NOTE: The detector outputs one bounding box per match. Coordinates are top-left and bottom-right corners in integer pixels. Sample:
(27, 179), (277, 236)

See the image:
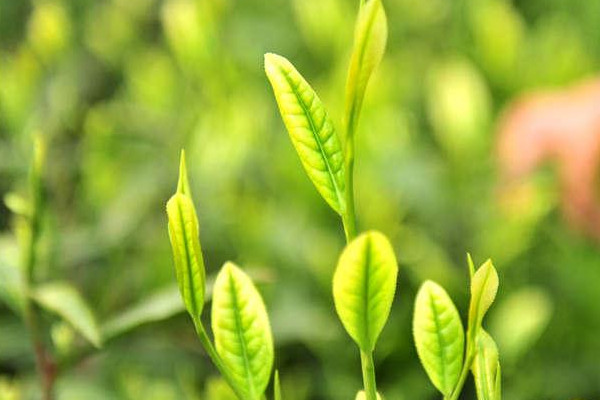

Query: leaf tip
(176, 149), (191, 196)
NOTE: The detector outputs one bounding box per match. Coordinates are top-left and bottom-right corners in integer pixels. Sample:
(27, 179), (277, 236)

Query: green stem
(447, 345), (475, 400)
(192, 319), (247, 400)
(360, 350), (378, 400)
(22, 137), (55, 400)
(342, 125), (358, 242)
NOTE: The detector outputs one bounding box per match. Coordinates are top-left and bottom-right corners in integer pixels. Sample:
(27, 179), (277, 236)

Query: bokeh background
(1, 0), (600, 399)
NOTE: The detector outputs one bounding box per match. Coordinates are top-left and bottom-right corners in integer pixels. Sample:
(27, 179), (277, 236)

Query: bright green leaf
(345, 0), (387, 136)
(355, 390), (382, 400)
(264, 52), (346, 215)
(166, 190), (205, 321)
(413, 280), (464, 396)
(212, 262), (274, 400)
(177, 150), (191, 196)
(333, 231), (398, 352)
(472, 330), (501, 400)
(0, 239), (24, 316)
(33, 282), (102, 348)
(468, 260), (499, 336)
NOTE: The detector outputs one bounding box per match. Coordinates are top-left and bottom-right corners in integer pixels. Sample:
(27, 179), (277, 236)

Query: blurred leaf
(333, 231), (398, 352)
(471, 330), (500, 400)
(33, 282), (102, 348)
(413, 280), (464, 396)
(264, 52), (346, 215)
(489, 286), (552, 364)
(0, 239), (24, 315)
(101, 284), (185, 340)
(212, 262), (274, 400)
(345, 0), (387, 135)
(166, 152), (206, 322)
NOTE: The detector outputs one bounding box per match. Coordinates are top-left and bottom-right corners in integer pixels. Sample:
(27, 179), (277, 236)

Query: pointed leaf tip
(177, 149), (191, 196)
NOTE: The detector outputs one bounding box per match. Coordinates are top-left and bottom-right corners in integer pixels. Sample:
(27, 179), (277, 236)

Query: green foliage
(345, 0), (387, 136)
(264, 53), (346, 215)
(333, 231), (398, 352)
(32, 282), (102, 348)
(101, 284), (185, 341)
(472, 330), (501, 400)
(468, 260), (499, 339)
(166, 152), (206, 322)
(413, 281), (464, 397)
(274, 370), (282, 400)
(355, 390), (382, 400)
(211, 262), (274, 400)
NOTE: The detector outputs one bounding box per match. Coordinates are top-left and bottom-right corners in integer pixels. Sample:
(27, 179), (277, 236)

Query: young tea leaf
(212, 262), (274, 400)
(355, 390), (382, 400)
(472, 330), (501, 400)
(264, 52), (346, 215)
(345, 0), (387, 135)
(166, 192), (206, 322)
(32, 282), (102, 348)
(413, 281), (464, 397)
(468, 260), (499, 335)
(333, 231), (398, 352)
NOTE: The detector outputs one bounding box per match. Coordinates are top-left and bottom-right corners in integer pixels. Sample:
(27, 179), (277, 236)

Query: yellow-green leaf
(33, 282), (102, 348)
(468, 260), (499, 336)
(345, 0), (387, 135)
(333, 231), (398, 352)
(212, 262), (274, 400)
(166, 192), (206, 321)
(264, 52), (346, 215)
(413, 281), (464, 396)
(355, 390), (382, 400)
(472, 330), (501, 400)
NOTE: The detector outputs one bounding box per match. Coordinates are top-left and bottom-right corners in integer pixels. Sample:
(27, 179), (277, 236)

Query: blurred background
(1, 0), (600, 398)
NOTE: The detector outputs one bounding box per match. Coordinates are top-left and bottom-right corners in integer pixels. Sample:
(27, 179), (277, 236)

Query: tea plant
(166, 152), (275, 400)
(263, 0), (502, 398)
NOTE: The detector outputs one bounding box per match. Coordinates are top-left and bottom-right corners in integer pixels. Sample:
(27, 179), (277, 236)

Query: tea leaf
(212, 262), (274, 399)
(468, 260), (499, 334)
(166, 192), (206, 321)
(472, 330), (501, 400)
(33, 282), (102, 348)
(413, 281), (464, 396)
(345, 0), (387, 135)
(177, 150), (192, 196)
(333, 231), (398, 352)
(355, 390), (382, 400)
(264, 52), (346, 215)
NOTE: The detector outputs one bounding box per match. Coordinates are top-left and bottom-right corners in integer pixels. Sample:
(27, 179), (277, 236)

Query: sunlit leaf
(413, 280), (464, 396)
(333, 231), (398, 352)
(345, 0), (387, 135)
(166, 152), (205, 322)
(472, 330), (501, 400)
(212, 262), (274, 400)
(33, 282), (102, 348)
(264, 52), (346, 215)
(355, 390), (382, 400)
(468, 260), (499, 335)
